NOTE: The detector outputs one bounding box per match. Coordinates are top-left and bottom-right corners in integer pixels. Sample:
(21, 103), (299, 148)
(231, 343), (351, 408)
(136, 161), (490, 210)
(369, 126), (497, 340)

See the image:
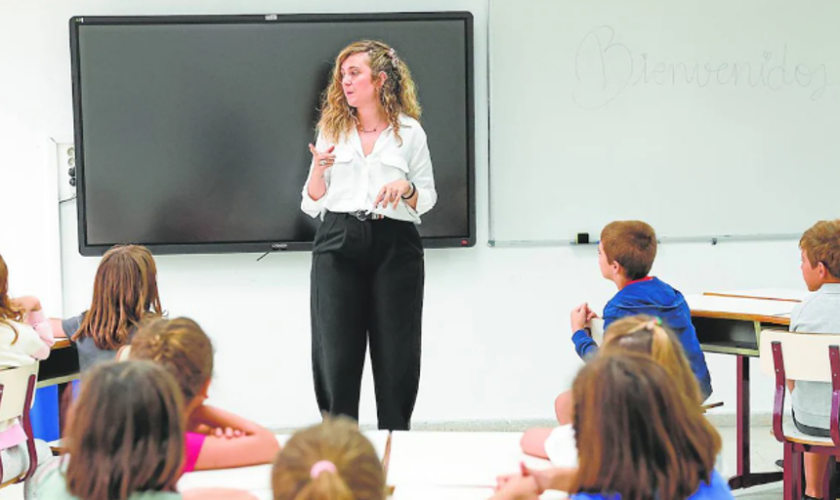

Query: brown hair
(130, 317), (213, 404)
(571, 353), (721, 500)
(75, 245), (163, 350)
(64, 361), (184, 500)
(600, 221), (657, 281)
(0, 253), (24, 344)
(272, 417), (386, 500)
(602, 315), (702, 404)
(800, 219), (840, 278)
(318, 40), (421, 145)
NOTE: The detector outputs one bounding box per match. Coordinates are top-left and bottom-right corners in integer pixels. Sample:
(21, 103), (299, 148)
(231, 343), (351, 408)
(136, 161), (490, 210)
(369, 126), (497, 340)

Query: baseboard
(270, 413), (783, 434)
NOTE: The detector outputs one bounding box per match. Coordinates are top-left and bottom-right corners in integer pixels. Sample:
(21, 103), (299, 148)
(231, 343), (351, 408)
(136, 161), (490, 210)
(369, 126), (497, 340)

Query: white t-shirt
(544, 424), (578, 468)
(0, 320), (48, 367)
(0, 319), (49, 442)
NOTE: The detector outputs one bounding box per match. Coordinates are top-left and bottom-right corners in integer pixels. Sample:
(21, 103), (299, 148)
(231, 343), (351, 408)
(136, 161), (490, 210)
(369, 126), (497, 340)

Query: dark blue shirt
(571, 277), (712, 399)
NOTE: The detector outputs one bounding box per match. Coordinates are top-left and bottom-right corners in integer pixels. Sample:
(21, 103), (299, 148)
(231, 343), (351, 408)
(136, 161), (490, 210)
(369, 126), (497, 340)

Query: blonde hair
(800, 219), (840, 278)
(318, 40), (421, 145)
(272, 417), (386, 500)
(602, 315), (702, 405)
(130, 317), (213, 404)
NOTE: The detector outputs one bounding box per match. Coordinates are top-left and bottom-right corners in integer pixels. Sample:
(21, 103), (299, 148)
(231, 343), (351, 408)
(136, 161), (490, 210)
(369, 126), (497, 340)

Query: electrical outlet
(56, 143), (76, 202)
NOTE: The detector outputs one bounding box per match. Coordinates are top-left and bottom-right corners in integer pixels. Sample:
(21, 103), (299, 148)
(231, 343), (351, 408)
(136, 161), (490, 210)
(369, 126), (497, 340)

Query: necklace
(359, 122), (385, 133)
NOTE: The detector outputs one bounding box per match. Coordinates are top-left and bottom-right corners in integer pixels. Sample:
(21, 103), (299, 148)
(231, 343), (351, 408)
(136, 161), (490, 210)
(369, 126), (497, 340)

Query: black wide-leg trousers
(310, 211), (424, 430)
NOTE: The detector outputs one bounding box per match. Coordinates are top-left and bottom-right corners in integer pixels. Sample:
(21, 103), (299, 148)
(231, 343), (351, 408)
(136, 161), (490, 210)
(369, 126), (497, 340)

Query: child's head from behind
(0, 252), (24, 325)
(131, 317), (213, 409)
(272, 417), (386, 500)
(799, 219), (840, 291)
(65, 361), (184, 500)
(599, 221), (657, 281)
(77, 244), (162, 350)
(571, 353), (720, 500)
(601, 314), (701, 404)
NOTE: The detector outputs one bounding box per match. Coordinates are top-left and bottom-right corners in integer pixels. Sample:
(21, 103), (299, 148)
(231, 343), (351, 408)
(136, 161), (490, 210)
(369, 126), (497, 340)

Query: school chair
(0, 362), (40, 487)
(760, 329), (840, 500)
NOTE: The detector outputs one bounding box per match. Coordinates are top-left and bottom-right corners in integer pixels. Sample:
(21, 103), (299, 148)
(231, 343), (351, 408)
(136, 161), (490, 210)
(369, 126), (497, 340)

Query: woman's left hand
(375, 179), (411, 209)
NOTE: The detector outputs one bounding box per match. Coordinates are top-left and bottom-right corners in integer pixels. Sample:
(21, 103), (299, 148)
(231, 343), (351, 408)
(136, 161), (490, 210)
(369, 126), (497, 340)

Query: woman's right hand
(308, 144), (336, 175)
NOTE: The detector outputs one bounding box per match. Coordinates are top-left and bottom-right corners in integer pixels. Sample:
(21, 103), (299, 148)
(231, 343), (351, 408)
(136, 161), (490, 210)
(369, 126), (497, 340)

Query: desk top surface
(177, 431), (565, 498)
(686, 290), (802, 326)
(388, 431), (554, 488)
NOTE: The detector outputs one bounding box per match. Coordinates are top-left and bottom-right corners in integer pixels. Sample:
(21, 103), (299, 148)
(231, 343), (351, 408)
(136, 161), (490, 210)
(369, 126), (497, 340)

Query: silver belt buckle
(353, 210), (371, 221)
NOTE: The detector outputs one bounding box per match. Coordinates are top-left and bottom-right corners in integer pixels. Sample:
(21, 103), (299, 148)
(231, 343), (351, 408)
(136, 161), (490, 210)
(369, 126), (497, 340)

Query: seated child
(130, 317), (280, 471)
(494, 353), (732, 500)
(272, 416), (386, 500)
(52, 244), (163, 373)
(567, 220), (711, 418)
(0, 253), (54, 490)
(521, 315), (702, 462)
(33, 360), (255, 499)
(786, 219), (840, 500)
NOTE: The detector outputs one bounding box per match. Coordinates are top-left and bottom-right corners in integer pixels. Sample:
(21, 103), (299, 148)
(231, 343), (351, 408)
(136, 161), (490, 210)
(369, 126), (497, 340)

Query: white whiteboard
(489, 0), (840, 243)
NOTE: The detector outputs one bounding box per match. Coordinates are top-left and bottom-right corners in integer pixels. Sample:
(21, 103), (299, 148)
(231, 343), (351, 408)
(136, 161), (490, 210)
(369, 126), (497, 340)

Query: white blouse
(300, 115), (437, 223)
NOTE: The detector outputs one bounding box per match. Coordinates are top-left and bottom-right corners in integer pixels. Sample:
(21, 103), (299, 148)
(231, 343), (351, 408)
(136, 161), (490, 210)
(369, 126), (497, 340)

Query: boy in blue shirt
(570, 220), (712, 398)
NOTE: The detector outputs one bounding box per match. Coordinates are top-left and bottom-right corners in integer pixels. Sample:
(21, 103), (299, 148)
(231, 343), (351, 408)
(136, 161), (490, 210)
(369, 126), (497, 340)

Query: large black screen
(70, 13), (475, 255)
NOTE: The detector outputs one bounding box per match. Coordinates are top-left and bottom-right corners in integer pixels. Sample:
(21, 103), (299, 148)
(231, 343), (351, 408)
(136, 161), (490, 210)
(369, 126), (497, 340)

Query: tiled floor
(0, 425), (786, 499)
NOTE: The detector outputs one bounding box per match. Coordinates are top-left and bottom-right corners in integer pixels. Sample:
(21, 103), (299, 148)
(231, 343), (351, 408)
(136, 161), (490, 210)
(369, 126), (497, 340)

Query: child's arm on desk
(49, 319), (67, 338)
(184, 489), (258, 500)
(190, 404), (281, 470)
(496, 464), (578, 498)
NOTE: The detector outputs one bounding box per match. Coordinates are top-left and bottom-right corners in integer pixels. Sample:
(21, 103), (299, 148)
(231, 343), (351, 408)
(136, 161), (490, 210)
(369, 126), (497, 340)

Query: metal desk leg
(729, 355), (783, 489)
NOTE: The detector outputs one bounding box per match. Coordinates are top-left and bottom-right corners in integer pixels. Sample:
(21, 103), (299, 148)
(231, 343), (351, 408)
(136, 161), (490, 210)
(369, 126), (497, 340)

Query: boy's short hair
(601, 221), (657, 280)
(800, 219), (840, 278)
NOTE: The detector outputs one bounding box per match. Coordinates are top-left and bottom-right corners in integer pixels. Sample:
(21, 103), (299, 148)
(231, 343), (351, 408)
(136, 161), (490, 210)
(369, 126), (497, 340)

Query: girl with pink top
(130, 317), (279, 471)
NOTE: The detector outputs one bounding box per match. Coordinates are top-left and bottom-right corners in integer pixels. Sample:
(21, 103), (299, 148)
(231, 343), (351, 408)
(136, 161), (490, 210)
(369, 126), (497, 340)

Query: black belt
(348, 210), (385, 221)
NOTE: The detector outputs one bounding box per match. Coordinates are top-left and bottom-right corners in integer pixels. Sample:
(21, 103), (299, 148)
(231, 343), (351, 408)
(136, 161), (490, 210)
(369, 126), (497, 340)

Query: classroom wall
(1, 0), (802, 429)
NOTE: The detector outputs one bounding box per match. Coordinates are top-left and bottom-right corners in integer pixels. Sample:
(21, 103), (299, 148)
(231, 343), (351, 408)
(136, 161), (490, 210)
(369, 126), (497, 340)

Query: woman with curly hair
(300, 40), (437, 431)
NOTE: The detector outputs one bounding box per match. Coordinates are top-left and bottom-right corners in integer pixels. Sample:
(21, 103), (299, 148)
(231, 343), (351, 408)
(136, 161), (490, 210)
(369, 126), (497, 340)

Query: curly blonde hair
(318, 40), (421, 145)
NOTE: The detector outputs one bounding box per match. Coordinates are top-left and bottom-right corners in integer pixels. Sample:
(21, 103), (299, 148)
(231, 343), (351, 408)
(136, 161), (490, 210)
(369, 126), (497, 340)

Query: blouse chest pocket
(378, 154), (410, 185)
(326, 149), (356, 199)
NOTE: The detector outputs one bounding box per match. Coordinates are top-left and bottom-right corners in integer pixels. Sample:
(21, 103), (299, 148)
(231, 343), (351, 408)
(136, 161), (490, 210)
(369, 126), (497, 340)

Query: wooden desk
(37, 339), (80, 433)
(688, 291), (799, 490)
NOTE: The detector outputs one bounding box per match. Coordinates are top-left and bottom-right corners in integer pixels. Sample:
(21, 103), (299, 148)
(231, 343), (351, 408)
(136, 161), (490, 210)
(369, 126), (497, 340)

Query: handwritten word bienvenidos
(573, 25), (836, 110)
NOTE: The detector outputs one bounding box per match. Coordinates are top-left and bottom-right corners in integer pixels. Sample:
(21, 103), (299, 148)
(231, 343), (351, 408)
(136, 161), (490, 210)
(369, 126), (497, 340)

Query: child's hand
(570, 303), (592, 332)
(496, 462), (547, 493)
(491, 476), (540, 500)
(496, 472), (523, 490)
(11, 296), (42, 313)
(212, 426), (245, 439)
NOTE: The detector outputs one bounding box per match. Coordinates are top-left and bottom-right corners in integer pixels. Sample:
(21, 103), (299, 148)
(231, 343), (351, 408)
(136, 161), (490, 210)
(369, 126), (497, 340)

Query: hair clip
(388, 47), (400, 66)
(310, 460), (337, 479)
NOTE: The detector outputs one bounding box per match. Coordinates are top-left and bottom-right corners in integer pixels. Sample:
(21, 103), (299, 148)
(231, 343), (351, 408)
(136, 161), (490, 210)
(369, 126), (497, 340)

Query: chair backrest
(759, 329), (840, 382)
(0, 363), (39, 422)
(116, 345), (131, 362)
(589, 318), (605, 345)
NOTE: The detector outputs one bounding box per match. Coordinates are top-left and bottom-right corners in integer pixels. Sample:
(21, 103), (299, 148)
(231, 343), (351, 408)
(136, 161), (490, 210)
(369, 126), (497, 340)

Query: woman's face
(340, 52), (381, 109)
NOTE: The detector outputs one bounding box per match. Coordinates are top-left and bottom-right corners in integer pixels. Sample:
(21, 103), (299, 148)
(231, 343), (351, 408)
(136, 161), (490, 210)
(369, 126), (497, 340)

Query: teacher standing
(301, 40), (437, 430)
